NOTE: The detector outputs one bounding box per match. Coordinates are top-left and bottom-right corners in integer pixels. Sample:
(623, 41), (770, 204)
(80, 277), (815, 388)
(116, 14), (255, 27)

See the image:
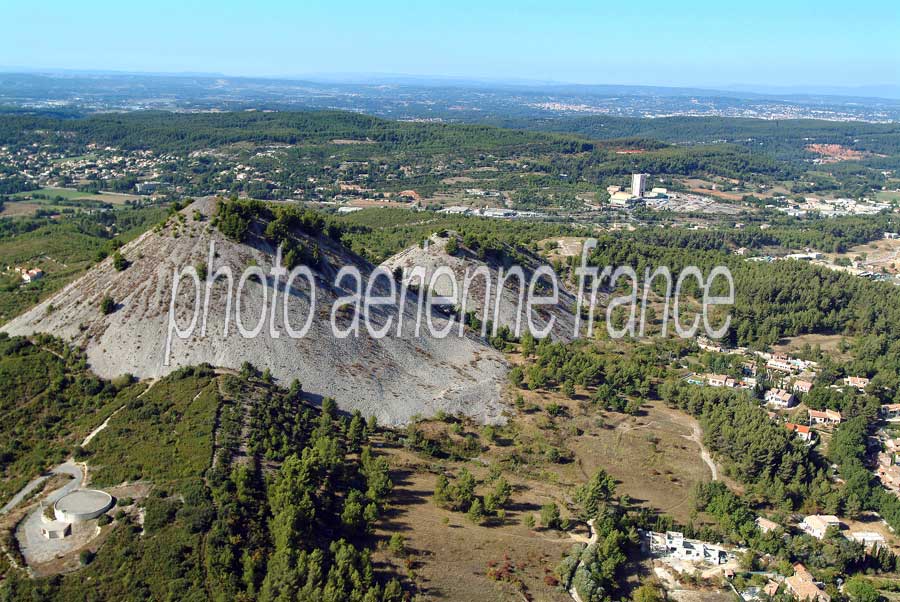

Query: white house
(808, 409), (841, 426)
(800, 515), (841, 539)
(645, 530), (730, 565)
(765, 388), (795, 408)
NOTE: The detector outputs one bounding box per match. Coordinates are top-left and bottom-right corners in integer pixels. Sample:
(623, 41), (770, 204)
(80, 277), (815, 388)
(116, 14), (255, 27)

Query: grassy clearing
(773, 333), (851, 359)
(373, 382), (716, 599)
(373, 449), (574, 602)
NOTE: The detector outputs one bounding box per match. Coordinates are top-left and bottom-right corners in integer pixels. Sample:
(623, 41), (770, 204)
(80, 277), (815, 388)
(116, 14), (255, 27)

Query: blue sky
(2, 0), (898, 88)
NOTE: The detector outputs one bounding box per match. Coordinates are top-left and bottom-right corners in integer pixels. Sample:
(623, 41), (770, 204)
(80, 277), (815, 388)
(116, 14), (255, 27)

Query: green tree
(467, 498), (485, 524)
(388, 533), (405, 556)
(845, 577), (881, 602)
(484, 477), (511, 514)
(100, 295), (116, 315)
(112, 251), (128, 271)
(541, 502), (561, 529)
(574, 468), (616, 520)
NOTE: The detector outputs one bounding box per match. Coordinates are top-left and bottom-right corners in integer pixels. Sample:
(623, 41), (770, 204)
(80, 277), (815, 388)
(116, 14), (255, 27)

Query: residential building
(707, 374), (735, 388)
(767, 358), (794, 373)
(808, 409), (841, 426)
(765, 388), (795, 409)
(20, 268), (44, 282)
(697, 337), (725, 353)
(882, 404), (900, 420)
(799, 515), (841, 539)
(786, 564), (830, 602)
(755, 516), (779, 534)
(786, 423), (814, 442)
(877, 464), (900, 490)
(793, 380), (814, 394)
(644, 530), (730, 565)
(844, 376), (870, 390)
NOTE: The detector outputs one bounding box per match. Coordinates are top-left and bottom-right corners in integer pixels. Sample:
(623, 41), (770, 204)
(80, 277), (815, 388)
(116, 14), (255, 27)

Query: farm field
(11, 187), (140, 204)
(5, 187), (142, 215)
(876, 190), (900, 204)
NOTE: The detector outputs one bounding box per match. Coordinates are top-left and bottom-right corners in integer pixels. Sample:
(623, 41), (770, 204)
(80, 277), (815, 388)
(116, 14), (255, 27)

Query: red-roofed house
(786, 422), (813, 442)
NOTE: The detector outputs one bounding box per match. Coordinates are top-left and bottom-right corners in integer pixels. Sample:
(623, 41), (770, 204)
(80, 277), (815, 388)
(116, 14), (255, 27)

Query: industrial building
(631, 173), (648, 198)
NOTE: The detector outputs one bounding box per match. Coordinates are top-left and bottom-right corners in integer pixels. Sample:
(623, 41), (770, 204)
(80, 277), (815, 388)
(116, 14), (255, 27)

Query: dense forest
(496, 115), (900, 158)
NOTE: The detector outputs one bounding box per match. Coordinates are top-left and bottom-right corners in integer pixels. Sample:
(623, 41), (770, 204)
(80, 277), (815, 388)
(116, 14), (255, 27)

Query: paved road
(0, 461), (83, 515)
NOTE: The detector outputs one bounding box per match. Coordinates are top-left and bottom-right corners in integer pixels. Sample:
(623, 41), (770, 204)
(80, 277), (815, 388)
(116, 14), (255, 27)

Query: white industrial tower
(631, 173), (648, 198)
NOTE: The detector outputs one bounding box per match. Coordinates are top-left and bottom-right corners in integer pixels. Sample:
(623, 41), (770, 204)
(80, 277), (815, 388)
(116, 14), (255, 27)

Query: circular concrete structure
(54, 489), (113, 523)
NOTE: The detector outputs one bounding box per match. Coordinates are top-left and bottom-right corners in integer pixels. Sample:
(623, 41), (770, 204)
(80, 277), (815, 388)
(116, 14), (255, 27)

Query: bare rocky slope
(380, 232), (579, 342)
(1, 198), (508, 425)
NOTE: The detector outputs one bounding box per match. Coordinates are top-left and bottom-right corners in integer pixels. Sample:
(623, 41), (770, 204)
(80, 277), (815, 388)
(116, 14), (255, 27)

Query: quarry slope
(380, 232), (579, 342)
(1, 198), (508, 425)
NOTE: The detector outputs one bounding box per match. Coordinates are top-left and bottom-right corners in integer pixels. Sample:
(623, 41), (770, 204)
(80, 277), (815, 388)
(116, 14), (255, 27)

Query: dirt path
(80, 378), (158, 450)
(682, 422), (718, 481)
(651, 405), (719, 482)
(80, 406), (124, 448)
(568, 519), (597, 602)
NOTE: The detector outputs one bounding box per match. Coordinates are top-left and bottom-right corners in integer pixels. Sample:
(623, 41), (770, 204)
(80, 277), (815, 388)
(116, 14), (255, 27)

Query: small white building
(39, 513), (71, 539)
(847, 531), (885, 548)
(19, 268), (44, 282)
(800, 515), (841, 539)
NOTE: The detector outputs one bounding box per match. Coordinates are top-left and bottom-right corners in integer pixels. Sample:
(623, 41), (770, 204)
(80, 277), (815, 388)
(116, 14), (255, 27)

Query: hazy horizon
(2, 0), (897, 93)
(2, 66), (899, 101)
